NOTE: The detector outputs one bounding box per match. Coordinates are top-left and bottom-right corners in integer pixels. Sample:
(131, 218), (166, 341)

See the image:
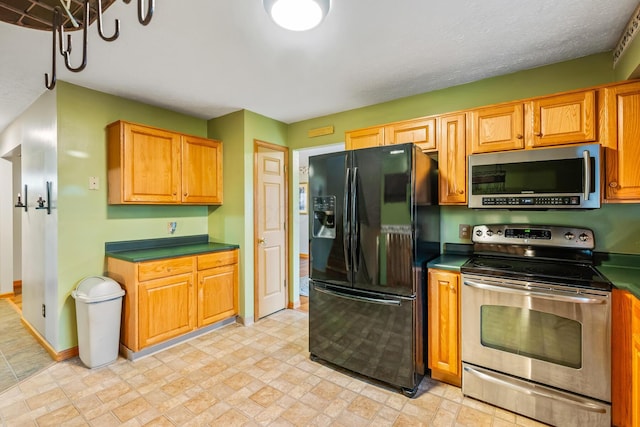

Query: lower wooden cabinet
(197, 251), (239, 327)
(427, 268), (461, 387)
(612, 289), (640, 427)
(107, 249), (239, 353)
(139, 272), (195, 349)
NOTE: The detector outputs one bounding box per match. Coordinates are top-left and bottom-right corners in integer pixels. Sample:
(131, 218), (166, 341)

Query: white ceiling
(0, 0), (638, 134)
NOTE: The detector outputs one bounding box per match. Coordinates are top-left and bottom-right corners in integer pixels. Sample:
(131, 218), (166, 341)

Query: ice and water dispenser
(312, 196), (336, 239)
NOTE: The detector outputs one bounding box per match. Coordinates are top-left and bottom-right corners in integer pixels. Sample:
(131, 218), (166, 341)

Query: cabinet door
(529, 91), (596, 148)
(122, 122), (182, 203)
(468, 103), (525, 153)
(345, 127), (384, 150)
(197, 263), (238, 327)
(428, 269), (461, 386)
(604, 82), (640, 202)
(385, 118), (437, 151)
(633, 299), (640, 427)
(139, 272), (195, 348)
(438, 114), (467, 205)
(182, 135), (223, 204)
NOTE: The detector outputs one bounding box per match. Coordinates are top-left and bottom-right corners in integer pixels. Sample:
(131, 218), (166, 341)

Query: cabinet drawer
(138, 257), (194, 281)
(198, 250), (238, 270)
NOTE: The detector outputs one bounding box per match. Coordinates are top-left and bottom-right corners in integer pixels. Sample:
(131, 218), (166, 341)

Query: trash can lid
(72, 276), (125, 303)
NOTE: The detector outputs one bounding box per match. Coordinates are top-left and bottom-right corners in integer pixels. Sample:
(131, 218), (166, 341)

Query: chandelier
(0, 0), (155, 89)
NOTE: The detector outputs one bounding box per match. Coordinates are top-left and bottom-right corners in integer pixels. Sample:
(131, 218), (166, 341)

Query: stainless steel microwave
(468, 144), (601, 209)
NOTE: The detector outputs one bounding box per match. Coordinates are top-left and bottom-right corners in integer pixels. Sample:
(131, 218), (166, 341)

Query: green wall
(56, 82), (210, 349)
(207, 110), (288, 322)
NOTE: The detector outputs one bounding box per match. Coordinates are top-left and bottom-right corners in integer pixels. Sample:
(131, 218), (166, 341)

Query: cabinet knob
(609, 182), (618, 188)
(516, 134), (524, 139)
(184, 193), (188, 197)
(258, 238), (265, 245)
(457, 189), (464, 195)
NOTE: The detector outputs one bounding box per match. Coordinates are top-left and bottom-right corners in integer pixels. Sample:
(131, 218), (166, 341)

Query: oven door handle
(463, 365), (608, 414)
(463, 280), (608, 304)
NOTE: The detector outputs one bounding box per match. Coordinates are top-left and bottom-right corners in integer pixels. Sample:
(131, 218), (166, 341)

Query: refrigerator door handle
(343, 167), (351, 273)
(314, 285), (402, 306)
(352, 167), (359, 273)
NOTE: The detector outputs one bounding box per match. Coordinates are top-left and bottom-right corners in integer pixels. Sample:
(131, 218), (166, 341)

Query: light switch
(89, 176), (99, 190)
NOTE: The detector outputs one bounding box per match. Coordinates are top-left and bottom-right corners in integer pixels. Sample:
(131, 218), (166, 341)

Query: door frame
(253, 140), (290, 321)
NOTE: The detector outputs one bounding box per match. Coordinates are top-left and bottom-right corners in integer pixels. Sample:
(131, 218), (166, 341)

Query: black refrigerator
(308, 143), (440, 397)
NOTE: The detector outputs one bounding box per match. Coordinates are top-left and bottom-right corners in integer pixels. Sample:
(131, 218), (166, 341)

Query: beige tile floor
(0, 309), (549, 426)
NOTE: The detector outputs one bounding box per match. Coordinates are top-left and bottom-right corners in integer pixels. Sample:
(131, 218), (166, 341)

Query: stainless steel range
(460, 224), (612, 427)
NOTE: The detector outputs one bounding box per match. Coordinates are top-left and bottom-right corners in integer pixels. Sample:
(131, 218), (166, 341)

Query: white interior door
(255, 142), (288, 319)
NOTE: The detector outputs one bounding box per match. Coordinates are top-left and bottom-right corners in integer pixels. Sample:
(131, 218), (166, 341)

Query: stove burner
(472, 261), (513, 270)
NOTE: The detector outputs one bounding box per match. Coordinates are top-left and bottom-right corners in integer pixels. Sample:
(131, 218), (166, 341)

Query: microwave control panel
(481, 196), (581, 207)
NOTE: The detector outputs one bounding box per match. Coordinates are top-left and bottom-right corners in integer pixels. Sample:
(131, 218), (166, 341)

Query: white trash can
(72, 276), (125, 368)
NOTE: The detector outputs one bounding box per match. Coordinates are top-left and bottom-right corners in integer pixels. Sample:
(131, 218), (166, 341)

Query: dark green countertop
(105, 235), (239, 263)
(427, 255), (469, 272)
(595, 253), (640, 299)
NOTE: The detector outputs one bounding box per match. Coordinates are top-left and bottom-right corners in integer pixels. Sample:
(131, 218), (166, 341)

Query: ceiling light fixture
(263, 0), (330, 31)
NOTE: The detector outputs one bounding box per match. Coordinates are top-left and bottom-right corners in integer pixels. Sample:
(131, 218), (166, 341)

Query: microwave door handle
(583, 149), (591, 201)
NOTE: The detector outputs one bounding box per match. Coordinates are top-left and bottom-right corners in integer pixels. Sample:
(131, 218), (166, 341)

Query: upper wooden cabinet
(528, 90), (597, 148)
(603, 81), (640, 202)
(468, 103), (525, 153)
(108, 121), (223, 205)
(438, 114), (467, 205)
(384, 117), (437, 151)
(345, 117), (438, 152)
(345, 126), (384, 150)
(181, 135), (223, 204)
(468, 90), (598, 154)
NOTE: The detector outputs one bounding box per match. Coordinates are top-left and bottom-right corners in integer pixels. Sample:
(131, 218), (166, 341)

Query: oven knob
(486, 230), (494, 236)
(475, 230), (483, 237)
(564, 232), (575, 240)
(579, 233), (590, 242)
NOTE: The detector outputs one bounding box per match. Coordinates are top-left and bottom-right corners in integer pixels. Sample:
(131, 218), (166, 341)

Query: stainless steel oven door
(461, 274), (611, 402)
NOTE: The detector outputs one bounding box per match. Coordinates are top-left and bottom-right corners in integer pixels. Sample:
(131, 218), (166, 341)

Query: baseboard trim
(300, 253), (309, 259)
(20, 317), (77, 362)
(0, 292), (14, 299)
(237, 314), (254, 326)
(287, 299), (301, 309)
(120, 316), (237, 361)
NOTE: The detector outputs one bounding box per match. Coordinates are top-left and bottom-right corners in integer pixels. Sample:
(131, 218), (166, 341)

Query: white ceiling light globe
(264, 0), (330, 31)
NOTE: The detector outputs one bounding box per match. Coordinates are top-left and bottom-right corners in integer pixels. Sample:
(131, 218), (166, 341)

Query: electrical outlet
(88, 176), (99, 190)
(459, 224), (471, 240)
(168, 221), (177, 234)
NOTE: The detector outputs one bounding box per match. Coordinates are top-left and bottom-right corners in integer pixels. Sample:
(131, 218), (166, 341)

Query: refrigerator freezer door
(309, 281), (420, 394)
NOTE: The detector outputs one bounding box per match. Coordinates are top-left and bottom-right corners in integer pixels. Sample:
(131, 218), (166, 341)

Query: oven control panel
(472, 224), (594, 249)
